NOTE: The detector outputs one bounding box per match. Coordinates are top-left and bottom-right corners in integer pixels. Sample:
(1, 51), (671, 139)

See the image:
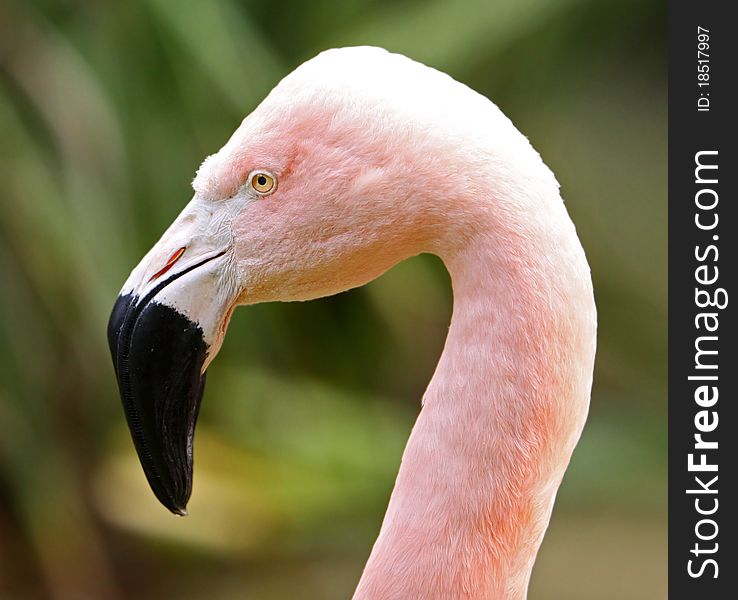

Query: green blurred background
(0, 1), (665, 598)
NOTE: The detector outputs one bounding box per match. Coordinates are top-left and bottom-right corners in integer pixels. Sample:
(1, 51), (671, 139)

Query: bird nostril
(148, 247), (186, 282)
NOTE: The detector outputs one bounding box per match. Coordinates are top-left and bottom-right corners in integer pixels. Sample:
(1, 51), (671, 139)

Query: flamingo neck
(353, 186), (596, 599)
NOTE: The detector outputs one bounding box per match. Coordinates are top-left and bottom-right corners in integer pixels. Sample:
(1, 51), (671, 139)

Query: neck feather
(354, 175), (596, 599)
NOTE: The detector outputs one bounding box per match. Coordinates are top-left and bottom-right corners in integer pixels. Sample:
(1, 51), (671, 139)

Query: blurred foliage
(0, 0), (665, 598)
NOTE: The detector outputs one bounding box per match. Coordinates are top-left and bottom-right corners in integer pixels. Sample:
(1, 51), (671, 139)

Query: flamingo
(108, 46), (596, 599)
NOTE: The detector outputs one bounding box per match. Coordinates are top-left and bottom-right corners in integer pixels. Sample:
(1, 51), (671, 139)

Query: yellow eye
(250, 171), (276, 195)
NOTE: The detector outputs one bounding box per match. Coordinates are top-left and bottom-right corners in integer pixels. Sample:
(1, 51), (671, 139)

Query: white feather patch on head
(191, 46), (560, 203)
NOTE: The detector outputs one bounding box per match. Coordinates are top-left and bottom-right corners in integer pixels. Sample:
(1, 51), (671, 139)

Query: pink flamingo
(108, 47), (596, 599)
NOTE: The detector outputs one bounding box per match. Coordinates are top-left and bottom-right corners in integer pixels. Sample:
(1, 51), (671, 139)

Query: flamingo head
(107, 47), (472, 514)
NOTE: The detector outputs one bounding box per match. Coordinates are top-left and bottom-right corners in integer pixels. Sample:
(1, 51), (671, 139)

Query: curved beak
(107, 199), (238, 515)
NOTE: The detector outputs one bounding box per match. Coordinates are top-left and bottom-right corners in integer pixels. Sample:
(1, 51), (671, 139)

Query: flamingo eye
(249, 171), (276, 195)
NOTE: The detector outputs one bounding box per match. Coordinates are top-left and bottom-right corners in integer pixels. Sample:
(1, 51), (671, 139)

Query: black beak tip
(147, 470), (192, 517)
(108, 292), (208, 516)
(154, 487), (190, 517)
